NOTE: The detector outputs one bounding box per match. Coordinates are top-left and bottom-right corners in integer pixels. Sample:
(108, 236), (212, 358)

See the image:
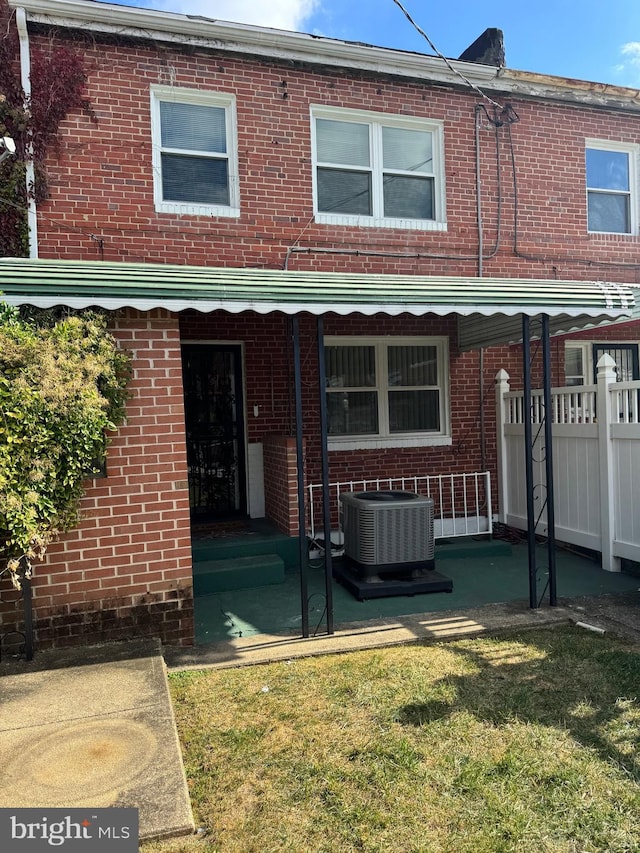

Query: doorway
(181, 343), (247, 519)
(592, 343), (640, 381)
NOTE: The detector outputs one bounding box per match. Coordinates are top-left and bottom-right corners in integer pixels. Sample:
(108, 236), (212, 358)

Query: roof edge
(9, 0), (640, 111)
(9, 0), (498, 89)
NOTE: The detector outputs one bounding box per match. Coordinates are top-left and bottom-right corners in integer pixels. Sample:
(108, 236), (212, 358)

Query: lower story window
(565, 341), (640, 384)
(325, 336), (450, 446)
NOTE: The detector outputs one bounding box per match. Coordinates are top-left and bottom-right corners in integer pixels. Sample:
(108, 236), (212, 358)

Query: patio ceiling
(0, 259), (635, 350)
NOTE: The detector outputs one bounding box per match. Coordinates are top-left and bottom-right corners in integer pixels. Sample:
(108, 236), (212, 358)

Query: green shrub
(0, 304), (131, 588)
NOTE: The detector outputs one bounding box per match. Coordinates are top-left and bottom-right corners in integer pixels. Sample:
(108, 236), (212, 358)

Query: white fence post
(495, 369), (510, 524)
(597, 353), (621, 572)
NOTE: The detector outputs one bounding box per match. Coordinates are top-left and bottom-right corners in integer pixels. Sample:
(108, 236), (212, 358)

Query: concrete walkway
(0, 639), (194, 843)
(165, 598), (575, 670)
(164, 590), (640, 670)
(1, 591), (639, 845)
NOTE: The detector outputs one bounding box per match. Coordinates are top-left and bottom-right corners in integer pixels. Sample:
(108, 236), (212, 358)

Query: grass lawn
(145, 627), (640, 853)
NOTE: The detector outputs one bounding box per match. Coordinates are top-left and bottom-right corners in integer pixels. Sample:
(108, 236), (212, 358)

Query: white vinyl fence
(307, 471), (492, 545)
(496, 354), (640, 570)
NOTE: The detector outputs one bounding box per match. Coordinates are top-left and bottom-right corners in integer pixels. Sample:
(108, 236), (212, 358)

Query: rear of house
(0, 0), (637, 652)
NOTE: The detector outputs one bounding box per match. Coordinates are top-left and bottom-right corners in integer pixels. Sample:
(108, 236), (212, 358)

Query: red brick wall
(28, 27), (640, 286)
(263, 436), (303, 535)
(29, 30), (640, 398)
(0, 310), (194, 650)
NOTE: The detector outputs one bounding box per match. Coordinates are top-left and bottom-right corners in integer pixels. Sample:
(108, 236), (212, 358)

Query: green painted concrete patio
(192, 531), (640, 646)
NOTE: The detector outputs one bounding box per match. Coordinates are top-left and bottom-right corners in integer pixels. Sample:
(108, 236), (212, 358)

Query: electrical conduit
(16, 7), (38, 258)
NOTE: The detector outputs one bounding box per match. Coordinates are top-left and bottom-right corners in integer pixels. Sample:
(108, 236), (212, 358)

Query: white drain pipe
(16, 7), (38, 258)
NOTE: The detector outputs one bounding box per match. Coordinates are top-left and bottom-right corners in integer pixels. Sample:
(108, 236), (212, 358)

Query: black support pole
(316, 317), (334, 634)
(22, 571), (34, 661)
(522, 315), (538, 609)
(541, 314), (557, 606)
(292, 317), (309, 638)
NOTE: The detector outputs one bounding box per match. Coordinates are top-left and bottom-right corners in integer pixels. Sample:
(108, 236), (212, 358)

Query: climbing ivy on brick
(0, 305), (131, 588)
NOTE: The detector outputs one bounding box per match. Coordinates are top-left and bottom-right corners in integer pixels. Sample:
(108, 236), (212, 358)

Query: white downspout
(16, 7), (38, 258)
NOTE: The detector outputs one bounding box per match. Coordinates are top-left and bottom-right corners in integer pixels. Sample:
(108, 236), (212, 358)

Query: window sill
(587, 229), (636, 238)
(328, 435), (452, 451)
(315, 212), (447, 231)
(155, 202), (240, 218)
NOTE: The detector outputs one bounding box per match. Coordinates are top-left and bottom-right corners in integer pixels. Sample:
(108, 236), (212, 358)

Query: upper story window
(586, 140), (637, 234)
(150, 86), (239, 217)
(325, 336), (450, 450)
(311, 106), (446, 231)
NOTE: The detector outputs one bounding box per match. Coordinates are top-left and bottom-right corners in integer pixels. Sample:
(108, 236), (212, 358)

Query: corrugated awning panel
(457, 286), (640, 349)
(0, 259), (634, 349)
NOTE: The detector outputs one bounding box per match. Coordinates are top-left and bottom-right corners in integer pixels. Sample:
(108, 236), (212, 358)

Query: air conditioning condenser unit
(340, 490), (434, 577)
(336, 490), (452, 600)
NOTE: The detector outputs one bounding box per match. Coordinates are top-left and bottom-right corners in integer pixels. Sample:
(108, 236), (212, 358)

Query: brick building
(0, 0), (637, 650)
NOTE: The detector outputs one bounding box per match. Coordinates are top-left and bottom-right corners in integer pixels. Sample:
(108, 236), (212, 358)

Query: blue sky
(100, 0), (640, 88)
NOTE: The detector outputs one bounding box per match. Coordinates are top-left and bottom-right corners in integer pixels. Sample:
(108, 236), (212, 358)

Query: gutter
(15, 6), (38, 259)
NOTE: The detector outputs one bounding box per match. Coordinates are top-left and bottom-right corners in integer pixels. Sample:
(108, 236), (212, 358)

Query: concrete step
(192, 534), (299, 570)
(193, 554), (285, 595)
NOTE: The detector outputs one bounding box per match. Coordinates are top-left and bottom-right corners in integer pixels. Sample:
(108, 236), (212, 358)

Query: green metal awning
(0, 258), (634, 350)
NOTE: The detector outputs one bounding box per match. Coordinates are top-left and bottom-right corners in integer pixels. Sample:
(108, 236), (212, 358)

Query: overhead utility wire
(391, 0), (503, 109)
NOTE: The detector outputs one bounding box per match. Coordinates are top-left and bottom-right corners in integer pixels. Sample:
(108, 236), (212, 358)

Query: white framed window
(585, 140), (638, 234)
(311, 105), (446, 231)
(150, 86), (239, 217)
(324, 336), (450, 449)
(564, 343), (589, 386)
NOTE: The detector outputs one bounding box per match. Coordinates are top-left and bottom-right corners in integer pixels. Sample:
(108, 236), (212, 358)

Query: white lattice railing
(610, 381), (640, 424)
(307, 471), (492, 544)
(504, 381), (640, 427)
(505, 385), (598, 425)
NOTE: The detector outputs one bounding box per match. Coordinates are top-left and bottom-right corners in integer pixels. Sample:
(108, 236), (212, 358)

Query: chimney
(458, 28), (505, 67)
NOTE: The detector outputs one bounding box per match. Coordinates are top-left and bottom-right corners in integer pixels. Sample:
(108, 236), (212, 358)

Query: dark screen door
(592, 344), (640, 382)
(181, 344), (246, 518)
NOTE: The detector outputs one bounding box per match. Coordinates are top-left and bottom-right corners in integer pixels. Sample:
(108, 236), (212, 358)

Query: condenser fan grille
(341, 491), (435, 567)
